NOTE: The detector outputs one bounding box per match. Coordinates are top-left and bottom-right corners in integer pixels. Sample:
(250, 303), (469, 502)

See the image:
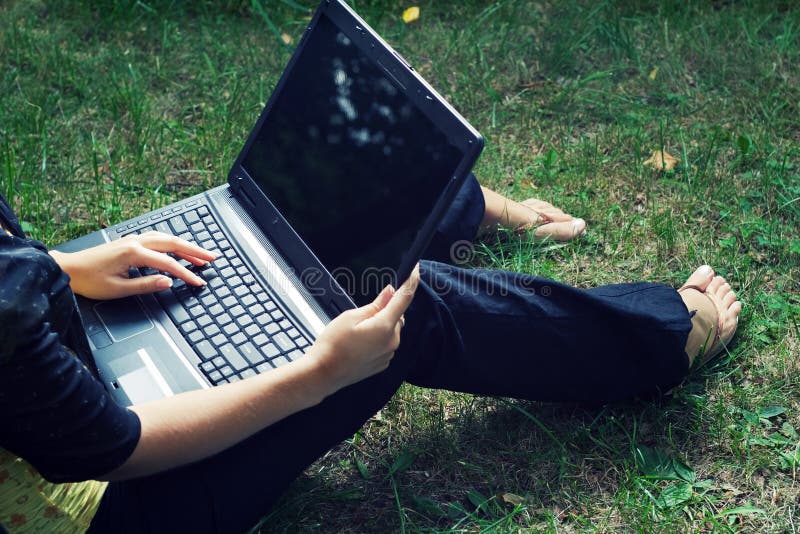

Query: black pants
(90, 175), (692, 533)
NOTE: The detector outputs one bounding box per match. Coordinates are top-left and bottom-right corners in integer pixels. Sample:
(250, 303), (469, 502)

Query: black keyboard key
(188, 330), (204, 344)
(203, 324), (220, 338)
(223, 323), (238, 336)
(195, 341), (217, 361)
(272, 355), (290, 367)
(180, 320), (198, 335)
(182, 294), (200, 310)
(172, 278), (187, 292)
(156, 289), (191, 324)
(244, 324), (260, 337)
(170, 217), (188, 234)
(184, 210), (200, 224)
(220, 344), (248, 371)
(240, 342), (263, 365)
(261, 343), (279, 359)
(240, 369), (256, 379)
(273, 332), (295, 353)
(265, 323), (279, 335)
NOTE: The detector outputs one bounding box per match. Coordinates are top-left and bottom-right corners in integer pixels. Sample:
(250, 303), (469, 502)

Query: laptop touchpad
(95, 298), (154, 342)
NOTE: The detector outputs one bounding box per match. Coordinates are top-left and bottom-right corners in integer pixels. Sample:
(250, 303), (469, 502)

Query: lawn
(1, 0), (799, 532)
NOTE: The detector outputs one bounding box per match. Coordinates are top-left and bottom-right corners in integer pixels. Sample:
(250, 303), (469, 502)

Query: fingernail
(699, 265), (713, 275)
(572, 218), (585, 231)
(157, 276), (173, 289)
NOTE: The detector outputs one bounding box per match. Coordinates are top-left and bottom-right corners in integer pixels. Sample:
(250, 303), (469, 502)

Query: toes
(722, 290), (737, 308)
(532, 218), (586, 241)
(707, 275), (725, 294)
(683, 265), (715, 290)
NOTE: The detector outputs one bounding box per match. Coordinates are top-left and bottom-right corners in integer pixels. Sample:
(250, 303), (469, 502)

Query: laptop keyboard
(122, 202), (311, 385)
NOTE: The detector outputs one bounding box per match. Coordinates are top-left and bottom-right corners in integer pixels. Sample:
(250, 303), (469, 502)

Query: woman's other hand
(49, 231), (217, 300)
(308, 265), (420, 394)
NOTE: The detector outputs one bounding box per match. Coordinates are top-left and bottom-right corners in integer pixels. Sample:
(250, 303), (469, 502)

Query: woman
(0, 174), (740, 533)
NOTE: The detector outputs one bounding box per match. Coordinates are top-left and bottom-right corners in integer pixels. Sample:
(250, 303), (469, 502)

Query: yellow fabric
(0, 222), (107, 532)
(0, 448), (107, 533)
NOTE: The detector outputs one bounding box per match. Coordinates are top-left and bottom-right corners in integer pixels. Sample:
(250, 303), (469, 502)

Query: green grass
(2, 0), (799, 532)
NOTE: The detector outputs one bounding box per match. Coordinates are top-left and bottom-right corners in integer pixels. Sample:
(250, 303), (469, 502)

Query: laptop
(56, 0), (483, 407)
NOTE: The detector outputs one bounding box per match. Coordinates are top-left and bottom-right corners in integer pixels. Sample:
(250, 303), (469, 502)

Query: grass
(2, 0), (799, 531)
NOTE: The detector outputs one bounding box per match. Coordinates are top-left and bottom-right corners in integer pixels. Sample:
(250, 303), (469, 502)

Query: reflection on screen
(242, 13), (462, 305)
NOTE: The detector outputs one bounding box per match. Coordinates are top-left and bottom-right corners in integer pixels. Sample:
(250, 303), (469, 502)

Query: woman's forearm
(102, 353), (331, 481)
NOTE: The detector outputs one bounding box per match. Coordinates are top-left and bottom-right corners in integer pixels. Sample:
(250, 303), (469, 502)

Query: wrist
(297, 341), (343, 400)
(48, 249), (75, 278)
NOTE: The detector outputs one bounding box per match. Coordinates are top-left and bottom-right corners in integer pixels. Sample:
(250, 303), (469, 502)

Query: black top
(0, 195), (141, 482)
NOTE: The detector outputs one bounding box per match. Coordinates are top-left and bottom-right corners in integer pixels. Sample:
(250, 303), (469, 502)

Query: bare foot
(678, 265), (742, 367)
(478, 187), (586, 242)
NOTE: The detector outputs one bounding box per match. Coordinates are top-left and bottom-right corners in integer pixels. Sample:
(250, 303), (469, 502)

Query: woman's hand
(49, 231), (217, 300)
(307, 265), (420, 394)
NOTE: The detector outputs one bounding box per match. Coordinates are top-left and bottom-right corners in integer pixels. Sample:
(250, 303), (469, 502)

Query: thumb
(120, 274), (174, 297)
(353, 284), (395, 319)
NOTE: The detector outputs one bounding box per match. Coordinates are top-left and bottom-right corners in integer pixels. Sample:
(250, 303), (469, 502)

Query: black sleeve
(0, 238), (141, 483)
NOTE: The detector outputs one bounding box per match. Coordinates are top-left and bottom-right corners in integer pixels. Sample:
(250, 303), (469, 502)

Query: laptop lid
(229, 0), (483, 308)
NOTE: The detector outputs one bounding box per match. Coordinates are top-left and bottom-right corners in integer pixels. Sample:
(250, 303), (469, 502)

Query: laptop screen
(241, 13), (463, 305)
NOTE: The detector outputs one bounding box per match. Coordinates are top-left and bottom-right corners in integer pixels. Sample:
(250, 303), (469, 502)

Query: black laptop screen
(241, 13), (463, 305)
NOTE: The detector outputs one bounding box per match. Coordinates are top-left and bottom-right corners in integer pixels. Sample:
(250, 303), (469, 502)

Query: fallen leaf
(281, 33), (292, 45)
(402, 6), (420, 23)
(497, 492), (525, 506)
(643, 150), (679, 171)
(649, 67), (659, 80)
